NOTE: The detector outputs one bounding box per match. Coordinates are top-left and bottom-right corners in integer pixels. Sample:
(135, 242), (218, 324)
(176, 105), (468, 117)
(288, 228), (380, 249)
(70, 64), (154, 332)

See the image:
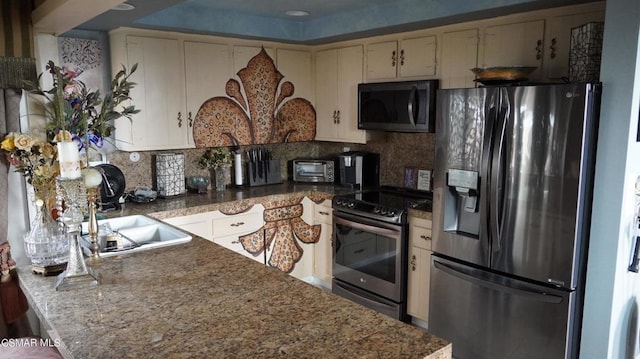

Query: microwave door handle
(407, 86), (417, 126)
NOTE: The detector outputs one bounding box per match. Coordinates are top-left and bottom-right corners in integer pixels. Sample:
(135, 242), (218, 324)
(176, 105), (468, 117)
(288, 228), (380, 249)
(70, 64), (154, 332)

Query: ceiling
(74, 0), (600, 44)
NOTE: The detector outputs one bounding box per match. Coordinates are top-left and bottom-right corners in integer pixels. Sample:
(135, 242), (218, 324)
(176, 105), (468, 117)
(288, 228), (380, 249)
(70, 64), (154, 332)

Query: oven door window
(334, 222), (398, 283)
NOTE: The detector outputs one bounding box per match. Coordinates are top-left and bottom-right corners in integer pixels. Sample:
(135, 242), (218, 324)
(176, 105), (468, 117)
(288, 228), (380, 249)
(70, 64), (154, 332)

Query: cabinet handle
(420, 235), (431, 241)
(411, 254), (416, 271)
(536, 39), (542, 60)
(332, 110), (337, 124)
(391, 50), (396, 67)
(177, 112), (182, 127)
(230, 222), (245, 227)
(336, 110), (340, 124)
(549, 38), (557, 59)
(318, 211), (329, 216)
(231, 240), (239, 244)
(400, 49), (405, 66)
(188, 111), (193, 127)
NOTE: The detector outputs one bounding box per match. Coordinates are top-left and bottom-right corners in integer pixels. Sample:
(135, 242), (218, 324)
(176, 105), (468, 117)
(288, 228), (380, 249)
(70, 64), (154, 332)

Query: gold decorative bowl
(471, 66), (537, 84)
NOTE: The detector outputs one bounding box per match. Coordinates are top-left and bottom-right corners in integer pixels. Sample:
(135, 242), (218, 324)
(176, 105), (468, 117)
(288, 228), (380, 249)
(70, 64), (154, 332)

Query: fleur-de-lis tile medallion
(193, 48), (316, 146)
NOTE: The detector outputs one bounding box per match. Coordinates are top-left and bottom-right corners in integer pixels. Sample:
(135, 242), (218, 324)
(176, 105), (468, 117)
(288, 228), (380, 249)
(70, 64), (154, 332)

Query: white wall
(581, 0), (640, 357)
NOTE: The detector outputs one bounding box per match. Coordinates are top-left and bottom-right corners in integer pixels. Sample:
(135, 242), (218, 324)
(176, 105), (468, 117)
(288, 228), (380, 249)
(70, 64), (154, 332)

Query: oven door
(333, 211), (406, 302)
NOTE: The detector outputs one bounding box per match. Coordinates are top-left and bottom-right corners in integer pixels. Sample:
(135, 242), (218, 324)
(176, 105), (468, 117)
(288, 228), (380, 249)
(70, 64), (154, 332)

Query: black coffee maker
(338, 151), (380, 189)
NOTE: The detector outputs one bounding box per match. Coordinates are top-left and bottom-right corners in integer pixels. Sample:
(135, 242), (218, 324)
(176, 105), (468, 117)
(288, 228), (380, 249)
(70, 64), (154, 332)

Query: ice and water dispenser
(443, 169), (481, 236)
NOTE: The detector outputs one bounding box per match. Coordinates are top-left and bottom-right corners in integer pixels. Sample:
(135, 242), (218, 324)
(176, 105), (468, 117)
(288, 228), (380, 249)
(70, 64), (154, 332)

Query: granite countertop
(18, 183), (448, 358)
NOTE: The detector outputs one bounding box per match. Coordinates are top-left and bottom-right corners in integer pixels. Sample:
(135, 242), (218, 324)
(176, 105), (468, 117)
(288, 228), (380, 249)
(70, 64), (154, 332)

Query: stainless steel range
(331, 186), (431, 321)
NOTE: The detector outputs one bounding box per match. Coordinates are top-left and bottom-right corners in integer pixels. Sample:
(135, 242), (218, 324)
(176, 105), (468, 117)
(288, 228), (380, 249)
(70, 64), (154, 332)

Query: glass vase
(23, 199), (69, 267)
(212, 165), (231, 191)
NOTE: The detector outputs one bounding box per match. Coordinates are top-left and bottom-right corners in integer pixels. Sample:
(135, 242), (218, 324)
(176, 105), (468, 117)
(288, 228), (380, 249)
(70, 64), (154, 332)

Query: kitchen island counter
(17, 183), (449, 358)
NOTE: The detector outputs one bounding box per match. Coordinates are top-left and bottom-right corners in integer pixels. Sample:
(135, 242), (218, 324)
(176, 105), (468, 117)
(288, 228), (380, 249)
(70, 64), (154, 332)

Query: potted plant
(197, 147), (232, 191)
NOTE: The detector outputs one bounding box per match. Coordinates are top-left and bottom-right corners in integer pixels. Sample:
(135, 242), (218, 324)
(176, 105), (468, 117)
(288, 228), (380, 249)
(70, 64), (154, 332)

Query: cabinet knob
(392, 50), (396, 67)
(188, 111), (193, 127)
(420, 235), (431, 241)
(177, 112), (182, 127)
(400, 49), (405, 66)
(230, 222), (245, 227)
(536, 39), (542, 60)
(549, 38), (557, 59)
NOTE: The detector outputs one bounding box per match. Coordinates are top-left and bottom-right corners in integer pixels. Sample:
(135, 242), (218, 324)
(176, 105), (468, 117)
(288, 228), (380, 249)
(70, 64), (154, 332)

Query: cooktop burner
(333, 186), (432, 224)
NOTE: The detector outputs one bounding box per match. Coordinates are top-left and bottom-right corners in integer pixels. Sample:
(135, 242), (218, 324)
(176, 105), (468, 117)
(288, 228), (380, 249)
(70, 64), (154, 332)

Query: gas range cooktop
(332, 186), (432, 224)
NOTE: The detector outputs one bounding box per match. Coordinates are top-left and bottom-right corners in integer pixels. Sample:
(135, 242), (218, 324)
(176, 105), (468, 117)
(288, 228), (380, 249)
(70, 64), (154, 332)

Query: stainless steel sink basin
(81, 215), (192, 257)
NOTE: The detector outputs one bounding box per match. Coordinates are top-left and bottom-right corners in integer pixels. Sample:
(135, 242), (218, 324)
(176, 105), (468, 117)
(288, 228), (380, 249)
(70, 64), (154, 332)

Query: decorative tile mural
(192, 48), (316, 147)
(234, 197), (320, 273)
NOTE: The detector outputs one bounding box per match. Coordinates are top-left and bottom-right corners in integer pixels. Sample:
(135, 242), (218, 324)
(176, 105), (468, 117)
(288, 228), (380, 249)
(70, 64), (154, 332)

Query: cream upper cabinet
(407, 216), (432, 322)
(184, 41), (231, 146)
(366, 36), (437, 81)
(314, 45), (368, 144)
(545, 11), (604, 80)
(276, 49), (313, 103)
(483, 20), (545, 80)
(112, 35), (188, 151)
(440, 29), (479, 89)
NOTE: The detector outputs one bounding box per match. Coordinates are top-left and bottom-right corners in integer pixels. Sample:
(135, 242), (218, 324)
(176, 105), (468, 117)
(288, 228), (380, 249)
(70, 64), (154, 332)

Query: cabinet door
(276, 49), (313, 103)
(441, 29), (479, 89)
(483, 20), (545, 80)
(116, 36), (187, 150)
(184, 41), (231, 146)
(314, 49), (339, 141)
(336, 45), (365, 143)
(313, 199), (333, 288)
(545, 11), (604, 79)
(399, 36), (437, 78)
(407, 246), (431, 322)
(214, 234), (265, 263)
(366, 41), (398, 81)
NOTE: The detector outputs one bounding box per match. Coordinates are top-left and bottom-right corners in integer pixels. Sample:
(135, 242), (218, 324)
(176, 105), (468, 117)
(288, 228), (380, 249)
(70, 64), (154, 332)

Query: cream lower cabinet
(407, 215), (433, 322)
(212, 205), (265, 263)
(312, 199), (333, 289)
(162, 212), (215, 241)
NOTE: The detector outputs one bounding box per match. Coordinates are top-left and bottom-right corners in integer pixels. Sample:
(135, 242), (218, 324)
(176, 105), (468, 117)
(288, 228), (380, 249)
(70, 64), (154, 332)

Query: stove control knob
(373, 207), (381, 214)
(347, 201), (356, 208)
(380, 208), (388, 215)
(388, 209), (397, 217)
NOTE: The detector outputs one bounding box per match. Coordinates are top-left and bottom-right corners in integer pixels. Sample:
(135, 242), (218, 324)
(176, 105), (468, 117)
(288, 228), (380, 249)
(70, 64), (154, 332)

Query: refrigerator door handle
(481, 90), (500, 252)
(490, 89), (510, 253)
(433, 259), (564, 304)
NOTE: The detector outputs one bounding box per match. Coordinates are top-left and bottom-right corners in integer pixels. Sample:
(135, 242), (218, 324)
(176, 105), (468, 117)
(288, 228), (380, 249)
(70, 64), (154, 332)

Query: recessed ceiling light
(285, 10), (309, 17)
(112, 2), (135, 11)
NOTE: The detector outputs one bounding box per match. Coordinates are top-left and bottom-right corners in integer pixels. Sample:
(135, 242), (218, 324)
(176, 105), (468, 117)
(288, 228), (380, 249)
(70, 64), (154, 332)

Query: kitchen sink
(80, 215), (192, 257)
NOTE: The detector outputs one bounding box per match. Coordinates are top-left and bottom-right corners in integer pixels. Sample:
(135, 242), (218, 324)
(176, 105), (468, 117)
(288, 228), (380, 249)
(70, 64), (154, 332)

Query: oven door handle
(333, 214), (402, 239)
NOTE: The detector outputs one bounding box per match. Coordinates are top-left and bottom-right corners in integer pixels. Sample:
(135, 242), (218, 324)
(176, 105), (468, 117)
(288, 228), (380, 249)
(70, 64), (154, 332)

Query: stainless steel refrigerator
(429, 83), (601, 359)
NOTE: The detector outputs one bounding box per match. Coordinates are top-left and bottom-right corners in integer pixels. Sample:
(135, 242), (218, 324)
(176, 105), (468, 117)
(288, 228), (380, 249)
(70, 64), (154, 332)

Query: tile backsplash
(107, 132), (434, 191)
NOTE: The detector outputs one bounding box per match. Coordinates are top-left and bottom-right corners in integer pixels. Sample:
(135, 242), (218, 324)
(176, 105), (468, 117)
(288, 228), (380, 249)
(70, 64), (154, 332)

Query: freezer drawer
(429, 255), (578, 359)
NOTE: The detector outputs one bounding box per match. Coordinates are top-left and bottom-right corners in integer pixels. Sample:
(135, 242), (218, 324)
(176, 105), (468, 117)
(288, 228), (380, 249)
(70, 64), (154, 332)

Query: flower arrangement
(27, 60), (139, 151)
(196, 147), (232, 169)
(0, 60), (139, 212)
(1, 132), (59, 209)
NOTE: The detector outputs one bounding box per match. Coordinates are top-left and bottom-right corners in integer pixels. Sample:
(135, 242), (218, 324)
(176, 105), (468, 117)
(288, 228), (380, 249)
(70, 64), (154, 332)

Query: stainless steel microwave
(358, 80), (438, 133)
(292, 159), (335, 183)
